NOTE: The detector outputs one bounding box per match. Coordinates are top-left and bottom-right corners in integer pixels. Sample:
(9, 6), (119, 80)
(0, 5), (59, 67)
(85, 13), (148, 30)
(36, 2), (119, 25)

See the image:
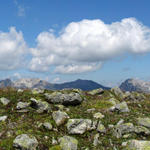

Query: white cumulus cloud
(29, 18), (150, 73)
(0, 27), (28, 70)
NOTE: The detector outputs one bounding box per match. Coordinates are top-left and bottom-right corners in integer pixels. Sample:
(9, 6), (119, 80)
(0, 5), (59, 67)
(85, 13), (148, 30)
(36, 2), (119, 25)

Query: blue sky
(0, 0), (150, 86)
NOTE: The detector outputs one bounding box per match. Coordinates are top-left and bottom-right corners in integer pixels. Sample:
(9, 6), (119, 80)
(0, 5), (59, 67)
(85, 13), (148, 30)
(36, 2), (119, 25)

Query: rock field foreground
(0, 87), (150, 150)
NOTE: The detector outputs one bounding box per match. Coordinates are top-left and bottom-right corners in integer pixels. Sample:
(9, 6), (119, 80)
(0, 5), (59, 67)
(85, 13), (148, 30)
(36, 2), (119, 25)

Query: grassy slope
(0, 88), (150, 150)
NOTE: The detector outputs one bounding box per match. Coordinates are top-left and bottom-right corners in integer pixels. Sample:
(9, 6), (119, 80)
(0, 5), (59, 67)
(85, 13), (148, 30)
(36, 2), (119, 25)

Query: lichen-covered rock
(43, 122), (53, 130)
(45, 92), (83, 105)
(93, 112), (104, 119)
(67, 119), (93, 134)
(113, 123), (134, 138)
(97, 121), (106, 133)
(52, 111), (69, 126)
(0, 97), (10, 106)
(13, 134), (38, 150)
(111, 87), (124, 98)
(134, 126), (150, 135)
(110, 101), (130, 113)
(30, 98), (51, 113)
(0, 116), (7, 122)
(137, 117), (150, 128)
(88, 88), (104, 95)
(16, 102), (30, 110)
(59, 136), (78, 150)
(124, 140), (150, 150)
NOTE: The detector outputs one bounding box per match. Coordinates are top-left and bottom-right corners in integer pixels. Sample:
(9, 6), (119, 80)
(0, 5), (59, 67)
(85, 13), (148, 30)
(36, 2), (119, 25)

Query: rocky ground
(0, 87), (150, 150)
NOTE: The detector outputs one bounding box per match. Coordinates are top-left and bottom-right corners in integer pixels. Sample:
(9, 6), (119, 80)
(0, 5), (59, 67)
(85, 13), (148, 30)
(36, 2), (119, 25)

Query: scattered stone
(111, 87), (124, 98)
(113, 123), (134, 138)
(43, 122), (53, 130)
(134, 126), (150, 135)
(30, 98), (51, 113)
(0, 97), (10, 105)
(93, 112), (104, 119)
(124, 140), (150, 150)
(97, 121), (106, 133)
(117, 119), (124, 126)
(93, 133), (100, 146)
(52, 111), (69, 126)
(16, 102), (30, 110)
(0, 116), (7, 122)
(110, 101), (130, 113)
(45, 92), (83, 105)
(67, 119), (93, 134)
(59, 136), (78, 150)
(137, 117), (150, 128)
(13, 134), (38, 150)
(88, 88), (104, 95)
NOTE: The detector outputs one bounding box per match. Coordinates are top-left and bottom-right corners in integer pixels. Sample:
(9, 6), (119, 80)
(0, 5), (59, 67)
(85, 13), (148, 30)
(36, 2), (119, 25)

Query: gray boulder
(52, 111), (69, 126)
(0, 97), (10, 106)
(113, 123), (135, 138)
(67, 119), (93, 134)
(134, 126), (150, 135)
(13, 134), (38, 150)
(88, 88), (104, 95)
(111, 87), (124, 98)
(110, 101), (130, 113)
(137, 117), (150, 128)
(124, 140), (150, 150)
(59, 136), (78, 150)
(16, 102), (30, 110)
(43, 122), (53, 130)
(30, 98), (51, 113)
(45, 92), (83, 105)
(97, 121), (106, 133)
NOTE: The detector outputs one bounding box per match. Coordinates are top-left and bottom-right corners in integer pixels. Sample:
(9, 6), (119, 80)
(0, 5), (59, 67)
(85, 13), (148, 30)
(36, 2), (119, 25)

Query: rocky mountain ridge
(1, 78), (150, 93)
(0, 78), (110, 91)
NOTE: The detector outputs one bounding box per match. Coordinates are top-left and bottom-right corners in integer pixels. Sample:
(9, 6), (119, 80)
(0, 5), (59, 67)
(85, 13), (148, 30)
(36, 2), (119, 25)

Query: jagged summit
(120, 78), (150, 93)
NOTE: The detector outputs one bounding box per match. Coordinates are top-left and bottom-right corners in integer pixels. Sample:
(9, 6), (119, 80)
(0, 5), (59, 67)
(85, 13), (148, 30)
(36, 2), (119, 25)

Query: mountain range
(0, 78), (150, 93)
(0, 78), (110, 91)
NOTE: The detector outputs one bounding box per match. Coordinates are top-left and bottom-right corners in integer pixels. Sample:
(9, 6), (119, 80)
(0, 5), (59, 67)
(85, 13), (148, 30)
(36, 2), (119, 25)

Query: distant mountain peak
(120, 78), (150, 93)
